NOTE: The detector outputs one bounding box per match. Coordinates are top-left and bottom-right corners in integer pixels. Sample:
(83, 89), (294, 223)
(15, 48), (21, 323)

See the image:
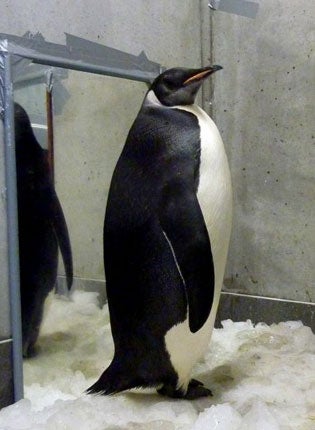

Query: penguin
(87, 65), (232, 399)
(14, 102), (73, 357)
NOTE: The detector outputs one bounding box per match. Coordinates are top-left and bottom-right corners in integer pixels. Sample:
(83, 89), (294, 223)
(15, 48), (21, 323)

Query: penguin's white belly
(164, 104), (232, 391)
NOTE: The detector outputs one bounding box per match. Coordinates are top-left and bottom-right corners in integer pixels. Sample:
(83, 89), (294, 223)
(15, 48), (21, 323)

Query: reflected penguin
(14, 102), (73, 357)
(87, 65), (232, 399)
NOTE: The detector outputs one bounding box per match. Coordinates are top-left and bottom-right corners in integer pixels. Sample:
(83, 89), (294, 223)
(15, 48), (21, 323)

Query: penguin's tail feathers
(86, 362), (141, 396)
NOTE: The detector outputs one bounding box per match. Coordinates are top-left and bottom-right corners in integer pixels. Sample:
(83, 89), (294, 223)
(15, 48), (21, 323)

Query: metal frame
(1, 49), (24, 402)
(0, 32), (162, 403)
(208, 0), (259, 19)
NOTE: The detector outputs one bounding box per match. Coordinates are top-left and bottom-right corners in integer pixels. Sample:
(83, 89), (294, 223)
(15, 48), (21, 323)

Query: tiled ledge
(215, 291), (315, 331)
(57, 277), (315, 332)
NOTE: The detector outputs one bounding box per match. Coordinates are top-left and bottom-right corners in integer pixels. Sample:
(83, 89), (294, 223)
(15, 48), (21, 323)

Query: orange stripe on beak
(183, 70), (212, 85)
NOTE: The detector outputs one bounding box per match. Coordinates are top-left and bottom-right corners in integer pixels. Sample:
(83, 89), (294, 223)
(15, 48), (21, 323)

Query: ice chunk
(1, 291), (315, 430)
(240, 400), (280, 430)
(115, 420), (175, 430)
(279, 321), (304, 330)
(192, 404), (242, 430)
(0, 399), (33, 428)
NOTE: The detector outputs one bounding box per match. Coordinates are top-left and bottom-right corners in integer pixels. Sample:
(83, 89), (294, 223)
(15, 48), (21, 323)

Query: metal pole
(3, 52), (24, 402)
(12, 50), (157, 84)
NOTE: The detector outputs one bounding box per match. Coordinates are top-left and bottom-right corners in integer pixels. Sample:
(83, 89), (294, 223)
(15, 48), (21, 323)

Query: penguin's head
(149, 65), (223, 107)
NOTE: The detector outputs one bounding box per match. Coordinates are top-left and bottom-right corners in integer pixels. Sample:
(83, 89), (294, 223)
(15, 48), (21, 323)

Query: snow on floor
(1, 290), (315, 430)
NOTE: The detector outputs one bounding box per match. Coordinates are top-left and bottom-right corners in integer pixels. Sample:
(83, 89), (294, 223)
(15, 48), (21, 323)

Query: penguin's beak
(183, 65), (223, 86)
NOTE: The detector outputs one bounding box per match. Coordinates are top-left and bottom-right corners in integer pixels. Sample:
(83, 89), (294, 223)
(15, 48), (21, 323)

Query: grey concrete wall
(0, 0), (208, 282)
(1, 0), (203, 69)
(212, 1), (315, 303)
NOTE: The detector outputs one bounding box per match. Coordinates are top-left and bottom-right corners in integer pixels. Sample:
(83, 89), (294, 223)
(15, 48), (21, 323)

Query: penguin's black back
(15, 103), (73, 356)
(88, 66), (219, 397)
(104, 105), (205, 360)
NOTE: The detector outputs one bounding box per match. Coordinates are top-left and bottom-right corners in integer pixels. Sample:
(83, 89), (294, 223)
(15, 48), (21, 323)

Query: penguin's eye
(164, 78), (178, 91)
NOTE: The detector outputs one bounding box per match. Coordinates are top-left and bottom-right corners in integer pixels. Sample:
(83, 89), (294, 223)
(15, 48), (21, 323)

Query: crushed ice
(0, 290), (314, 430)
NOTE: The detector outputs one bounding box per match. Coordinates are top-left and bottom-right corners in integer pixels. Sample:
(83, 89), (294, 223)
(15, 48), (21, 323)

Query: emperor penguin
(14, 102), (73, 357)
(87, 65), (232, 399)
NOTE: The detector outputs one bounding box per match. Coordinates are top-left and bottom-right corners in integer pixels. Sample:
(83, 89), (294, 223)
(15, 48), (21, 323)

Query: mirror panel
(13, 65), (148, 388)
(54, 70), (147, 295)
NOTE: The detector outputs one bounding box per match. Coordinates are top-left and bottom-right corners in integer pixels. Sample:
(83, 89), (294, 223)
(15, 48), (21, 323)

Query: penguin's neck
(144, 90), (165, 107)
(144, 90), (197, 110)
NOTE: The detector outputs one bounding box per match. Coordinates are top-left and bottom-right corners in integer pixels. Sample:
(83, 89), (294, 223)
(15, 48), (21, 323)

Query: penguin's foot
(22, 341), (38, 358)
(185, 379), (212, 399)
(189, 379), (205, 388)
(157, 379), (212, 400)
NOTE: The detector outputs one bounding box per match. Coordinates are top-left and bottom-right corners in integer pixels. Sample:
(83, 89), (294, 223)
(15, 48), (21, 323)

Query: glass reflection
(13, 67), (147, 389)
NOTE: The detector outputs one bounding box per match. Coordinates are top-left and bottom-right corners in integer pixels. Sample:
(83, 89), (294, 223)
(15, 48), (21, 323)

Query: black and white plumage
(87, 66), (232, 399)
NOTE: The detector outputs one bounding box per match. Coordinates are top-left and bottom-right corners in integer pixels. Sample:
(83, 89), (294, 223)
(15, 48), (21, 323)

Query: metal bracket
(208, 0), (259, 19)
(0, 32), (162, 83)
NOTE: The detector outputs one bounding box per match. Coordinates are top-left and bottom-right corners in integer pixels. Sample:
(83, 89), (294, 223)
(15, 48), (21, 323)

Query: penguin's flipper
(159, 181), (215, 333)
(49, 189), (73, 290)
